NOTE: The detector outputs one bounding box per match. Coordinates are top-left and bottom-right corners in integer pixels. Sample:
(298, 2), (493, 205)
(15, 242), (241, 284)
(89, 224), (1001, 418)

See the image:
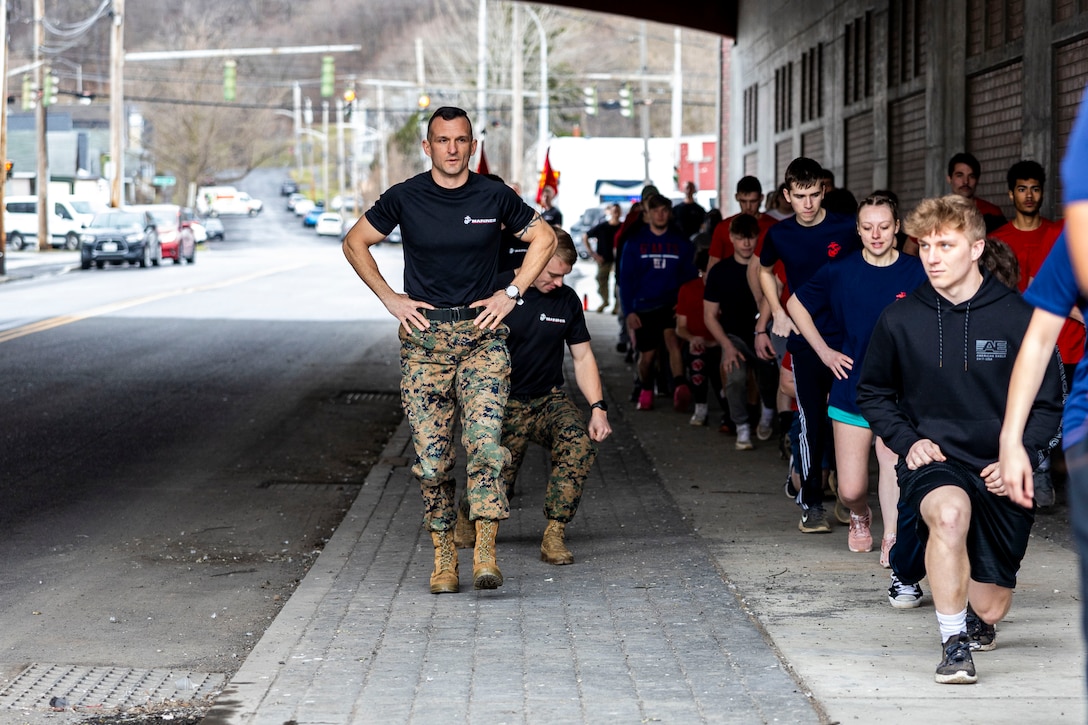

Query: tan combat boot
(429, 530), (459, 594)
(453, 501), (476, 549)
(472, 519), (503, 589)
(540, 520), (574, 565)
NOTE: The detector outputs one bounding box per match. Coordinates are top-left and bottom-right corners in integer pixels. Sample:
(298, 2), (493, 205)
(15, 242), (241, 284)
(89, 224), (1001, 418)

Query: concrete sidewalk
(203, 308), (1086, 724)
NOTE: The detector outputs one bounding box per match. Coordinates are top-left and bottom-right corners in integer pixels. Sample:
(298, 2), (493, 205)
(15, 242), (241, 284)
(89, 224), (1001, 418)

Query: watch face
(505, 285), (519, 298)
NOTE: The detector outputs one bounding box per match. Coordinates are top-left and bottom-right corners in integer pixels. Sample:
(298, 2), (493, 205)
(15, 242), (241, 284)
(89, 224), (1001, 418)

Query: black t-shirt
(673, 201), (707, 238)
(499, 271), (591, 398)
(587, 220), (620, 263)
(365, 172), (535, 307)
(497, 228), (529, 273)
(541, 206), (563, 227)
(702, 257), (758, 346)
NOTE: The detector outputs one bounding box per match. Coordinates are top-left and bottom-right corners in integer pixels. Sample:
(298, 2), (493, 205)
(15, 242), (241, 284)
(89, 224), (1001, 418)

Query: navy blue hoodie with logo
(857, 270), (1064, 473)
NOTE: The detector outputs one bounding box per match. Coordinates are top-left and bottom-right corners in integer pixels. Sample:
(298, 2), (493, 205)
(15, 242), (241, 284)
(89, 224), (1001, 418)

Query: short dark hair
(1006, 160), (1046, 191)
(784, 157), (823, 190)
(947, 152), (980, 178)
(735, 175), (763, 195)
(694, 248), (710, 272)
(729, 213), (760, 239)
(427, 106), (472, 139)
(645, 193), (672, 211)
(553, 228), (578, 265)
(820, 168), (836, 186)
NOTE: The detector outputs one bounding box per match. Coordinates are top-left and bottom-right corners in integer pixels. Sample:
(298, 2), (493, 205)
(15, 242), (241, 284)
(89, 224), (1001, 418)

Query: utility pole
(0, 0), (8, 275)
(35, 0), (49, 250)
(511, 5), (523, 184)
(109, 0), (124, 207)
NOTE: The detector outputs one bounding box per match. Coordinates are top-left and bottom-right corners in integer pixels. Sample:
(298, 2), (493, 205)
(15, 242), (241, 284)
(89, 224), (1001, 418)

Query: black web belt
(421, 306), (482, 322)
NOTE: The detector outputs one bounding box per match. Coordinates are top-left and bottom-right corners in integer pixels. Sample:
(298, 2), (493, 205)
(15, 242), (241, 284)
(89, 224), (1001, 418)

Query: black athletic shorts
(632, 305), (676, 353)
(897, 459), (1035, 589)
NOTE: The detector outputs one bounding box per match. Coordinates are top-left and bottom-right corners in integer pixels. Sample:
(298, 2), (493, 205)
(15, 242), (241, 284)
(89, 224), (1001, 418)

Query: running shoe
(798, 506), (832, 533)
(935, 634), (977, 684)
(966, 606), (996, 651)
(834, 499), (852, 525)
(673, 383), (692, 412)
(637, 389), (654, 411)
(689, 403), (708, 426)
(756, 410), (775, 441)
(888, 572), (923, 609)
(848, 507), (873, 552)
(735, 423), (754, 450)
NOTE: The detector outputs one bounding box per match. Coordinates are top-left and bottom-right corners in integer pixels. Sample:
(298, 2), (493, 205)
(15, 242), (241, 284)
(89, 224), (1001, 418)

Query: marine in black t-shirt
(498, 270), (591, 398)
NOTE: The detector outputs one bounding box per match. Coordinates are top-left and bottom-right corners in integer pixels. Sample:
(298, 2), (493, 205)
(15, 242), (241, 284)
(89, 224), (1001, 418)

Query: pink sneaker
(673, 384), (692, 412)
(880, 534), (896, 568)
(637, 389), (654, 410)
(848, 507), (873, 552)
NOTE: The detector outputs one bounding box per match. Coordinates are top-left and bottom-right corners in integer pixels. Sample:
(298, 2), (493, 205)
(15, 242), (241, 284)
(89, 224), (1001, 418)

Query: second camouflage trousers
(400, 320), (512, 531)
(502, 390), (597, 522)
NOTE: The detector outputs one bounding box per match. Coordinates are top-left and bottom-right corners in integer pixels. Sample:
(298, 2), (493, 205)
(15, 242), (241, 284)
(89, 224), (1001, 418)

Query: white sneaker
(689, 403), (708, 426)
(735, 423), (753, 450)
(756, 407), (775, 440)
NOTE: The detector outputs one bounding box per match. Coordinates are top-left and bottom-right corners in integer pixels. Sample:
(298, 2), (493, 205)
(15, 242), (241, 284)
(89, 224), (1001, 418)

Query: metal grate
(0, 663), (225, 712)
(335, 390), (399, 405)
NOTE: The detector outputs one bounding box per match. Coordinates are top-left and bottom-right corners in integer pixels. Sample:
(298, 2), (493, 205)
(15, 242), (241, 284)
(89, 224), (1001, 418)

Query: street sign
(152, 175), (176, 187)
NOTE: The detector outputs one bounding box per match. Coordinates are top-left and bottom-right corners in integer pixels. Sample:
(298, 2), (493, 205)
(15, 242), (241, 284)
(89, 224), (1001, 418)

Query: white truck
(196, 186), (263, 217)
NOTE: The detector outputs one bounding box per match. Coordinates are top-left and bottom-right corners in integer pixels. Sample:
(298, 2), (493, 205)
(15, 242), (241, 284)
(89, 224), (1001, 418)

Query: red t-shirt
(993, 218), (1083, 363)
(974, 196), (1006, 220)
(675, 277), (711, 338)
(709, 213), (778, 260)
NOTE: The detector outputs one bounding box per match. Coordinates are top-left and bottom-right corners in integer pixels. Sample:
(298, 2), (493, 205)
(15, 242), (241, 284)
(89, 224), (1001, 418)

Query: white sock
(760, 406), (774, 426)
(936, 608), (967, 642)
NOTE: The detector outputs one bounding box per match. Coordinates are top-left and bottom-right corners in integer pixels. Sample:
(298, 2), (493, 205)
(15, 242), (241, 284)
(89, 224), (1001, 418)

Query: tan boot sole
(430, 578), (459, 594)
(473, 566), (503, 589)
(541, 549), (573, 565)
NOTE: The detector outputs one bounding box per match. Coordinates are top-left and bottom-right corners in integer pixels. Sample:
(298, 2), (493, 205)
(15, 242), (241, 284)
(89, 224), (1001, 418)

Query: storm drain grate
(336, 390), (400, 405)
(258, 479), (362, 490)
(0, 663), (226, 712)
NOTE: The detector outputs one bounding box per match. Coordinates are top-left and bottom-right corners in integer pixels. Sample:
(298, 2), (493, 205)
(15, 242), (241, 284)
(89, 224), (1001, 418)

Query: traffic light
(343, 88), (356, 121)
(619, 84), (633, 118)
(42, 70), (58, 107)
(418, 93), (431, 110)
(5, 160), (12, 179)
(583, 86), (597, 116)
(223, 60), (237, 102)
(320, 56), (335, 98)
(21, 74), (32, 110)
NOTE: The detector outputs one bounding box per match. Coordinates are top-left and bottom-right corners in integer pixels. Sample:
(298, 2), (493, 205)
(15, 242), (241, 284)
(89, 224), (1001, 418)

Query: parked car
(132, 204), (196, 265)
(286, 192), (306, 211)
(181, 207), (207, 243)
(203, 217), (225, 241)
(303, 203), (327, 228)
(79, 210), (160, 269)
(570, 206), (606, 260)
(382, 225), (402, 244)
(293, 199), (316, 218)
(198, 186), (263, 217)
(280, 179), (299, 196)
(314, 212), (344, 237)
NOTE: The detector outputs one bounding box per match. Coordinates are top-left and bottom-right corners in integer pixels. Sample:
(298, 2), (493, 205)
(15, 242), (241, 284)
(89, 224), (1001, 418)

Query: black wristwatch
(590, 400), (608, 412)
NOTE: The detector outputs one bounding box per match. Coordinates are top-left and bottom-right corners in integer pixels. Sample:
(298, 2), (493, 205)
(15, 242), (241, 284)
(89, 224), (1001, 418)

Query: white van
(3, 195), (95, 250)
(197, 186), (263, 217)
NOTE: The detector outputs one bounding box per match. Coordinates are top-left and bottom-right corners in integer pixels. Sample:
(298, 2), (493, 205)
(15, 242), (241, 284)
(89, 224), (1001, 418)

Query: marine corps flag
(476, 141), (490, 175)
(536, 148), (559, 204)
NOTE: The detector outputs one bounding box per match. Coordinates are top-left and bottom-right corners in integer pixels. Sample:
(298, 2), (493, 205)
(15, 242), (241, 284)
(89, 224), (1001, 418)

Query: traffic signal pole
(35, 0), (50, 249)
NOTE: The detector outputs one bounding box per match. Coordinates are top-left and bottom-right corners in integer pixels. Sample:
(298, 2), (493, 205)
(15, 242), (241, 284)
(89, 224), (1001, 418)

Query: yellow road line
(0, 263), (307, 345)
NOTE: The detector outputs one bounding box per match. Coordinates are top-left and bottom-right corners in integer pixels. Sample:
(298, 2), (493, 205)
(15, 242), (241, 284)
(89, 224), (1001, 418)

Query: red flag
(536, 147), (558, 204)
(476, 141), (490, 175)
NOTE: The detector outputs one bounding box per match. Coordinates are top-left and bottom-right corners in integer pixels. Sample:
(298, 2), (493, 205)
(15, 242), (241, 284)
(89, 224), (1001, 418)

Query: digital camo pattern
(501, 391), (597, 522)
(400, 321), (512, 530)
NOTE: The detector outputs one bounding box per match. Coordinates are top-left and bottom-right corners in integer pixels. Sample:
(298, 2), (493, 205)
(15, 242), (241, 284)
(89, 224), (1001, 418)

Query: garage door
(889, 92), (926, 214)
(967, 61), (1023, 219)
(845, 111), (875, 201)
(1055, 37), (1088, 213)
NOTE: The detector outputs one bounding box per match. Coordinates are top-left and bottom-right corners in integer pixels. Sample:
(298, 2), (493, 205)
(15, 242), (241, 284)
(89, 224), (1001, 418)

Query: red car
(133, 204), (197, 264)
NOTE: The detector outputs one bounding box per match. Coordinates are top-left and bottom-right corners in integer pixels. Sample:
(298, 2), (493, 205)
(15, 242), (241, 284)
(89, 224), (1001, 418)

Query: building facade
(727, 0), (1088, 219)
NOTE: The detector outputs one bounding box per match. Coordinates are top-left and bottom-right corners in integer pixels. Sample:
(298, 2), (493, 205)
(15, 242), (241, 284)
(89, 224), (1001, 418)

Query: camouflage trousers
(502, 390), (597, 523)
(400, 321), (511, 531)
